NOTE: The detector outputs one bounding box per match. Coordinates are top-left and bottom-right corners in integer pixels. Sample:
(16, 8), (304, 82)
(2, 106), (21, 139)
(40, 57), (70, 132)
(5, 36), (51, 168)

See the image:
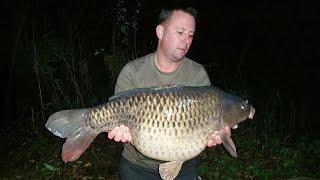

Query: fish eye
(241, 100), (248, 109)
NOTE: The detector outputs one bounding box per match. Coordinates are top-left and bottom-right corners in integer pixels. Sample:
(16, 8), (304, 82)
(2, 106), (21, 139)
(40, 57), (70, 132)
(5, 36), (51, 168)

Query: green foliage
(31, 35), (97, 114)
(198, 129), (319, 179)
(104, 47), (128, 78)
(109, 0), (141, 59)
(36, 37), (72, 75)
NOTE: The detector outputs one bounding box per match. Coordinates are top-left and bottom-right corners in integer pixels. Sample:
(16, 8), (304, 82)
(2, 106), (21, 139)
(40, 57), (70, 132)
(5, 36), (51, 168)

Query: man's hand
(207, 125), (238, 147)
(107, 125), (132, 143)
(106, 124), (237, 145)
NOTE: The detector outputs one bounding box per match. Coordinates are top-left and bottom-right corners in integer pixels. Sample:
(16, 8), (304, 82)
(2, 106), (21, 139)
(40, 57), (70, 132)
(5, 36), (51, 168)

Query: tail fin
(45, 109), (85, 138)
(45, 109), (99, 162)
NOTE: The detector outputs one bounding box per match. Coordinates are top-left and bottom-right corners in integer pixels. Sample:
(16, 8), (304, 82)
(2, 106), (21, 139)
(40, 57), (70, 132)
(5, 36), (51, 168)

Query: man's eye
(178, 31), (183, 34)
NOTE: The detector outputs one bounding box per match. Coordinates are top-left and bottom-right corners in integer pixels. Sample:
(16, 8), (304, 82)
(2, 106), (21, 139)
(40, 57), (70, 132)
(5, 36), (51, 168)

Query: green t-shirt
(114, 53), (211, 170)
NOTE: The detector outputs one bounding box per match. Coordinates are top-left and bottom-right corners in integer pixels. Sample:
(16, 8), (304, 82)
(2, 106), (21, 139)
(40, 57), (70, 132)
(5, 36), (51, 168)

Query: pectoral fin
(159, 161), (183, 180)
(221, 132), (237, 157)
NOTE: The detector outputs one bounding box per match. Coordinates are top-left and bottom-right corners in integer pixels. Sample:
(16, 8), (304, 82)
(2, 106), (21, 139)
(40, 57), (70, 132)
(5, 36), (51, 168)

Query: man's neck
(154, 52), (183, 73)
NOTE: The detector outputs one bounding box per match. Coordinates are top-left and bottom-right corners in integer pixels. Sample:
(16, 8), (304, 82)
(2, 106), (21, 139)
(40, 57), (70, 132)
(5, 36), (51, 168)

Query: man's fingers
(107, 125), (132, 143)
(225, 126), (231, 135)
(107, 126), (119, 139)
(123, 132), (132, 142)
(124, 126), (132, 142)
(212, 134), (222, 144)
(207, 132), (222, 147)
(207, 140), (214, 147)
(121, 133), (128, 142)
(114, 127), (123, 142)
(120, 125), (129, 142)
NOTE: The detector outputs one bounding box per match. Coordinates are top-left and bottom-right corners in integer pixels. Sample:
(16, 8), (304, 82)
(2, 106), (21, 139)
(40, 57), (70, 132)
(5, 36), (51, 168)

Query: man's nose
(182, 34), (191, 45)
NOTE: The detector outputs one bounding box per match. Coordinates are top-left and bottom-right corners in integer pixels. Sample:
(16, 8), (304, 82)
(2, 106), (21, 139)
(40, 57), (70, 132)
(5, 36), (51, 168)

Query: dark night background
(1, 0), (319, 178)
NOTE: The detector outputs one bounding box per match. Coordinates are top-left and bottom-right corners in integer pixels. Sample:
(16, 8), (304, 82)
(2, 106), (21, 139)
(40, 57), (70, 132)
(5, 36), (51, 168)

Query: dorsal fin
(108, 85), (184, 101)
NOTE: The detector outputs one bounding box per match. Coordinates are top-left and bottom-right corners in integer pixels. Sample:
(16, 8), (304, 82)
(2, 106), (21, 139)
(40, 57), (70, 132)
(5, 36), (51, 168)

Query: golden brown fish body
(46, 85), (255, 180)
(88, 86), (221, 161)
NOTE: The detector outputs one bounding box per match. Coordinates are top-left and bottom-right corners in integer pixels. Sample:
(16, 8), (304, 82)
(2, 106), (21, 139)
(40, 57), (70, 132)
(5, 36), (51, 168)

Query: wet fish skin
(45, 85), (255, 180)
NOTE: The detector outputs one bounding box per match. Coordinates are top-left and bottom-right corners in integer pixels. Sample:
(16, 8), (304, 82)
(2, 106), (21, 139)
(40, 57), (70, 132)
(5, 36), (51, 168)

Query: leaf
(43, 163), (56, 171)
(84, 162), (92, 167)
(120, 25), (128, 36)
(199, 164), (207, 176)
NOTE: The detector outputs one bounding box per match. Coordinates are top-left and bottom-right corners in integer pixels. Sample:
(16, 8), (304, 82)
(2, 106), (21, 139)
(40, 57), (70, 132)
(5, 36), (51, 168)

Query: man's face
(159, 11), (196, 61)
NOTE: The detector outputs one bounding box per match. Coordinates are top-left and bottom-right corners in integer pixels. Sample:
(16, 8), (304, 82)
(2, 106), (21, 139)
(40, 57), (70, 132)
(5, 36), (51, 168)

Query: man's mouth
(178, 48), (187, 53)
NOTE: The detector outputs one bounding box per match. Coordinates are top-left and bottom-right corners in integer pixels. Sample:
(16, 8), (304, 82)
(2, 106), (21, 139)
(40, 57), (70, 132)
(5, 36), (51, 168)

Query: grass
(1, 116), (319, 179)
(1, 119), (122, 179)
(198, 124), (320, 179)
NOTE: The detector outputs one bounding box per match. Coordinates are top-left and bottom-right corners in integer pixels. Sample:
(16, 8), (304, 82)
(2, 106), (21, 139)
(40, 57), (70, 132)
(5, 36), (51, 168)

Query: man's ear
(156, 25), (164, 40)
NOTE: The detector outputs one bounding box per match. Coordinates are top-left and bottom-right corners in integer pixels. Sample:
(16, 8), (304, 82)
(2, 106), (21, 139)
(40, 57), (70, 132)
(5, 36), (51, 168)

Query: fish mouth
(248, 107), (255, 119)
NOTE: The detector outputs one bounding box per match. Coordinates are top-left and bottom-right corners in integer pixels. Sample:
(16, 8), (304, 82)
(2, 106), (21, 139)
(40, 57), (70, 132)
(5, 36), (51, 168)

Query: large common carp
(46, 85), (255, 180)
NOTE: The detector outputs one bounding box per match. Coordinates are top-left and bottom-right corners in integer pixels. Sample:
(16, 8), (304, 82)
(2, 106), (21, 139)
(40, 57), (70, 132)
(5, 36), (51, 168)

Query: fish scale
(45, 85), (255, 180)
(89, 88), (216, 161)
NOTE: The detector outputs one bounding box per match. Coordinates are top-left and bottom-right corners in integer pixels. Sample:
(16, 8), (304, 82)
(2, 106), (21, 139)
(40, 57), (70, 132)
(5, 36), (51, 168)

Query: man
(107, 7), (235, 179)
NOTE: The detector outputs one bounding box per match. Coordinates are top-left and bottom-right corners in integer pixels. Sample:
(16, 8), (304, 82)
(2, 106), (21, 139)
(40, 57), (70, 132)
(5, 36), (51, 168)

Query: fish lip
(248, 107), (255, 119)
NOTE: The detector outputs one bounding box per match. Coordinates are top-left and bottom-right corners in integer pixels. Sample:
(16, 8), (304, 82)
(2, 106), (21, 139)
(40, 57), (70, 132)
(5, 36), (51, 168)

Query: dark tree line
(3, 0), (319, 137)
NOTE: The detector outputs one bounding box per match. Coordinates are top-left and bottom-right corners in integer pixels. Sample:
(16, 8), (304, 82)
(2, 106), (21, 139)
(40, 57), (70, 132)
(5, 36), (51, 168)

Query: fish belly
(132, 125), (208, 161)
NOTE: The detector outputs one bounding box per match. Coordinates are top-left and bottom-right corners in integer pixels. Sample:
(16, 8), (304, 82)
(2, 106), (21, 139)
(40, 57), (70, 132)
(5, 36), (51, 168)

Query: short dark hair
(158, 7), (198, 25)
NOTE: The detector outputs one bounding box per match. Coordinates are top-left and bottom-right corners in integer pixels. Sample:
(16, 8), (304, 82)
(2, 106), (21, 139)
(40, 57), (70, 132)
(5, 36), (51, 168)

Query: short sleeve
(114, 64), (137, 94)
(196, 66), (211, 86)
